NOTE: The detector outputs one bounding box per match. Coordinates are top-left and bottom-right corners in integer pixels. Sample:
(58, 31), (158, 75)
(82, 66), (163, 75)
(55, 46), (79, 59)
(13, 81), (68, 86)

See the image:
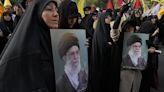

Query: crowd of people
(0, 0), (162, 92)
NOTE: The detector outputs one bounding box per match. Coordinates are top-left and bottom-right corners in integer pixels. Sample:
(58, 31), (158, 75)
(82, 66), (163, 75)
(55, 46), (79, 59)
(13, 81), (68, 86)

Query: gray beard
(64, 60), (81, 89)
(64, 60), (81, 76)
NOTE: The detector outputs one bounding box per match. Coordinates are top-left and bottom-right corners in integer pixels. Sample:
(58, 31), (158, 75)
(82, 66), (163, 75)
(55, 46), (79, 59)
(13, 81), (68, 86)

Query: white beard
(128, 48), (141, 66)
(64, 60), (81, 89)
(65, 59), (81, 75)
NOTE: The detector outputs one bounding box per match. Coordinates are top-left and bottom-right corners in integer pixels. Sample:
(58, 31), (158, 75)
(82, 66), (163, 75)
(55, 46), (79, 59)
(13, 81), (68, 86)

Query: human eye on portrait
(133, 45), (141, 48)
(76, 50), (79, 55)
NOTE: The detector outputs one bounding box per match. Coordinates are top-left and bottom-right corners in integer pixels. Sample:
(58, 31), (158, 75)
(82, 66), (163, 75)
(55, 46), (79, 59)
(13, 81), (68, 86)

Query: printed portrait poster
(122, 32), (149, 70)
(50, 29), (88, 92)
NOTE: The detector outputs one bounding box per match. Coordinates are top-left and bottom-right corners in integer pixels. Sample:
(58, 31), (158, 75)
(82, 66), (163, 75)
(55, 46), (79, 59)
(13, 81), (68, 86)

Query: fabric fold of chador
(0, 0), (57, 92)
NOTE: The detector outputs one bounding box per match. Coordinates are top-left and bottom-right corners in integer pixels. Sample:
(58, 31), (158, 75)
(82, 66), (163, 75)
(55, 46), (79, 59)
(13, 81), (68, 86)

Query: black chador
(139, 19), (159, 92)
(0, 0), (57, 92)
(90, 11), (122, 92)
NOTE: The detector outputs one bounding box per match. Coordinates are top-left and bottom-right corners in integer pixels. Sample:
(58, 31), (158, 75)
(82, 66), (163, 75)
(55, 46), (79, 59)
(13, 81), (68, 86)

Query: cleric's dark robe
(0, 0), (57, 92)
(56, 73), (76, 92)
(56, 70), (87, 92)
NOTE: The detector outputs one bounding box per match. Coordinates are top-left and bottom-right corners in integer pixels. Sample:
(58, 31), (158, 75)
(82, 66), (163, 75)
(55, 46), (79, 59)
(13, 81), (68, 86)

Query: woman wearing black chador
(90, 4), (130, 92)
(58, 0), (80, 29)
(0, 12), (14, 33)
(0, 0), (59, 92)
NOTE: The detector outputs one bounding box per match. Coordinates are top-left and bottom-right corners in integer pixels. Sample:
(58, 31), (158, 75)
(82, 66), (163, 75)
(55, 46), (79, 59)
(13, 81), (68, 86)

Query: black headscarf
(131, 11), (142, 26)
(0, 0), (57, 92)
(95, 12), (112, 43)
(84, 13), (96, 38)
(121, 18), (137, 32)
(58, 0), (80, 29)
(1, 12), (14, 33)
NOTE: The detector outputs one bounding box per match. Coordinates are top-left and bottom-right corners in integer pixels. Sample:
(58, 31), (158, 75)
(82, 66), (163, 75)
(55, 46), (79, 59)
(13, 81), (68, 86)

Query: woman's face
(126, 25), (135, 32)
(68, 17), (78, 28)
(4, 14), (11, 21)
(105, 15), (112, 24)
(92, 15), (98, 21)
(42, 2), (59, 29)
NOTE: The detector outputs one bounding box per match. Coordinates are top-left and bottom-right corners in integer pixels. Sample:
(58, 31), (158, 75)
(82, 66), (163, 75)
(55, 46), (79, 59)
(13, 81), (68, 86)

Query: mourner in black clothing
(83, 6), (91, 16)
(84, 11), (98, 39)
(131, 10), (143, 25)
(80, 12), (97, 72)
(58, 0), (80, 29)
(157, 15), (164, 45)
(0, 12), (13, 54)
(1, 12), (14, 33)
(90, 4), (130, 92)
(0, 0), (59, 92)
(80, 6), (92, 29)
(139, 16), (159, 92)
(13, 3), (25, 28)
(139, 15), (159, 44)
(0, 22), (10, 54)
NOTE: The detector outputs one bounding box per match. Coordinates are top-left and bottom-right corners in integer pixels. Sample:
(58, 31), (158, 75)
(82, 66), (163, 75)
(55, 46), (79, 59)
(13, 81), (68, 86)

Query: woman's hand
(85, 38), (89, 48)
(148, 47), (156, 53)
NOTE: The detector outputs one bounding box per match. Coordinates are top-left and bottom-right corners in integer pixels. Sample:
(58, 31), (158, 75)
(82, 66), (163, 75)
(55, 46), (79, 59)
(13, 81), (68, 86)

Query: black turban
(127, 35), (142, 47)
(58, 33), (79, 58)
